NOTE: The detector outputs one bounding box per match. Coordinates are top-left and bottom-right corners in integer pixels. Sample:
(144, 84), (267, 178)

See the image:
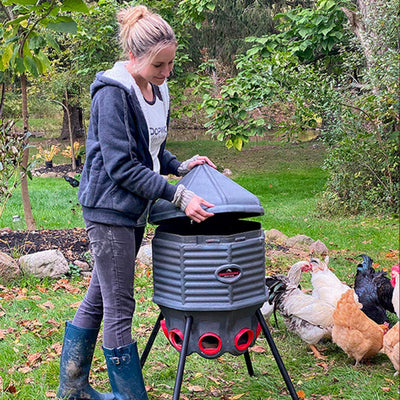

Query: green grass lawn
(0, 139), (399, 399)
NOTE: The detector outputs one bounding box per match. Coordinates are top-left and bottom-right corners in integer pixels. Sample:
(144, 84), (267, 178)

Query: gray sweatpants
(72, 220), (145, 348)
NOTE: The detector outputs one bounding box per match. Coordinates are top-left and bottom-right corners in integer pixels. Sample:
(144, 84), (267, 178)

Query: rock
(309, 239), (329, 256)
(286, 234), (314, 251)
(265, 229), (289, 245)
(40, 171), (59, 178)
(73, 260), (91, 271)
(137, 244), (152, 266)
(30, 131), (45, 138)
(0, 251), (21, 283)
(19, 249), (70, 278)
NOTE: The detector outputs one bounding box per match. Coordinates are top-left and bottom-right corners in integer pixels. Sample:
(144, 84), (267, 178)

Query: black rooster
(372, 270), (395, 314)
(63, 175), (80, 187)
(354, 254), (391, 325)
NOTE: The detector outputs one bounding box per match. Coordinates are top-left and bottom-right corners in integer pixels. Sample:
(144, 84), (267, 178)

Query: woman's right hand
(184, 194), (214, 223)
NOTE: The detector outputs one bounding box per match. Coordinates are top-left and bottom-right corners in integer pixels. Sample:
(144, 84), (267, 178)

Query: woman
(57, 5), (215, 400)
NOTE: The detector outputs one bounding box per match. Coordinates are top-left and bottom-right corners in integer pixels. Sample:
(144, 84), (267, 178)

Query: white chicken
(261, 261), (311, 323)
(266, 263), (335, 359)
(309, 256), (356, 306)
(390, 264), (399, 318)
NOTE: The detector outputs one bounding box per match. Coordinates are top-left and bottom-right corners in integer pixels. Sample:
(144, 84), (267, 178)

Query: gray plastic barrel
(150, 164), (267, 358)
(152, 219), (267, 358)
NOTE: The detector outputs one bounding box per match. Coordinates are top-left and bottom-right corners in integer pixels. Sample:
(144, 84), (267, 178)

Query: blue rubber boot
(57, 321), (115, 400)
(103, 342), (148, 400)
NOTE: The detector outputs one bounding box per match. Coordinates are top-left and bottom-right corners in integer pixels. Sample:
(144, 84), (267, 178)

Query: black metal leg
(256, 309), (299, 400)
(140, 311), (164, 368)
(243, 350), (254, 377)
(172, 315), (193, 400)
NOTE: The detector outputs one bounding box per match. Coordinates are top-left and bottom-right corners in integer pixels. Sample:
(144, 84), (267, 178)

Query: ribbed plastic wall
(152, 220), (267, 312)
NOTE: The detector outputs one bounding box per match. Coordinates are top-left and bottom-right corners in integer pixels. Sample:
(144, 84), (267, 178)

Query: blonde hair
(117, 5), (177, 65)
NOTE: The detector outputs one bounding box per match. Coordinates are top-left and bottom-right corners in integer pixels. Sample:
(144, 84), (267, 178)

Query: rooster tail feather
(267, 280), (287, 309)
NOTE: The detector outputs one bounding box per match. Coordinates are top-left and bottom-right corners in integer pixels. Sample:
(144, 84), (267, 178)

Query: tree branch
(0, 1), (14, 20)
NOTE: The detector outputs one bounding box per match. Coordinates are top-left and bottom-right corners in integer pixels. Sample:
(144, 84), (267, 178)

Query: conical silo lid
(149, 163), (264, 224)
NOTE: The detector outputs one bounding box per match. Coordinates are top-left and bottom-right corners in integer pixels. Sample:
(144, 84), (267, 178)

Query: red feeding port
(198, 333), (222, 356)
(160, 321), (184, 351)
(168, 329), (184, 351)
(160, 320), (169, 338)
(235, 328), (254, 351)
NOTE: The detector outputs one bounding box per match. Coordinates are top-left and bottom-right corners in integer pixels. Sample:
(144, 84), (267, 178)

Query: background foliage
(0, 0), (398, 216)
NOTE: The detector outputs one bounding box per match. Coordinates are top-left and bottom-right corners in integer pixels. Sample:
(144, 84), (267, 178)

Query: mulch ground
(33, 163), (83, 177)
(0, 228), (90, 263)
(0, 163), (89, 263)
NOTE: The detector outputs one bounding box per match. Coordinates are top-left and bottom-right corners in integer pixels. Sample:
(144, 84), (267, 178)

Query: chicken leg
(309, 344), (327, 360)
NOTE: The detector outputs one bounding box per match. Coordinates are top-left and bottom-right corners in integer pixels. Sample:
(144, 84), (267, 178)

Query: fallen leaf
(249, 345), (266, 353)
(36, 285), (48, 293)
(187, 385), (204, 392)
(28, 352), (42, 366)
(297, 390), (306, 399)
(38, 301), (55, 309)
(16, 287), (28, 299)
(384, 378), (395, 385)
(52, 279), (81, 294)
(381, 387), (391, 392)
(51, 342), (63, 356)
(46, 391), (57, 398)
(317, 362), (328, 369)
(0, 327), (16, 340)
(208, 375), (221, 385)
(46, 318), (61, 328)
(385, 250), (399, 258)
(18, 365), (32, 373)
(230, 393), (246, 399)
(4, 383), (17, 393)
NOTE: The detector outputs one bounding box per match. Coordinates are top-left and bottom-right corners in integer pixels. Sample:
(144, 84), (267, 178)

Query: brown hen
(381, 321), (399, 373)
(332, 289), (389, 365)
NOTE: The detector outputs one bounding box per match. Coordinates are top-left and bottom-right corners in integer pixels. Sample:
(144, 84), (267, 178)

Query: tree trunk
(64, 90), (77, 171)
(0, 82), (5, 118)
(59, 99), (83, 141)
(342, 0), (388, 75)
(20, 73), (36, 230)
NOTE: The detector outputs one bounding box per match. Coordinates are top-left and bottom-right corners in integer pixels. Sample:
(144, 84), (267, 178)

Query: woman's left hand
(187, 156), (217, 171)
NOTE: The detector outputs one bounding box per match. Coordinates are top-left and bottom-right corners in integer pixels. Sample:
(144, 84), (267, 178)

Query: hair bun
(117, 4), (177, 59)
(117, 5), (149, 28)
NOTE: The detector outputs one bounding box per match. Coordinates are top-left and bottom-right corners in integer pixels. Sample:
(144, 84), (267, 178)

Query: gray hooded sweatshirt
(78, 62), (181, 227)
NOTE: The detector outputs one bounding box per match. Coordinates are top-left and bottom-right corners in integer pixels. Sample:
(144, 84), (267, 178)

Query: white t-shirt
(103, 61), (170, 173)
(133, 84), (168, 174)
